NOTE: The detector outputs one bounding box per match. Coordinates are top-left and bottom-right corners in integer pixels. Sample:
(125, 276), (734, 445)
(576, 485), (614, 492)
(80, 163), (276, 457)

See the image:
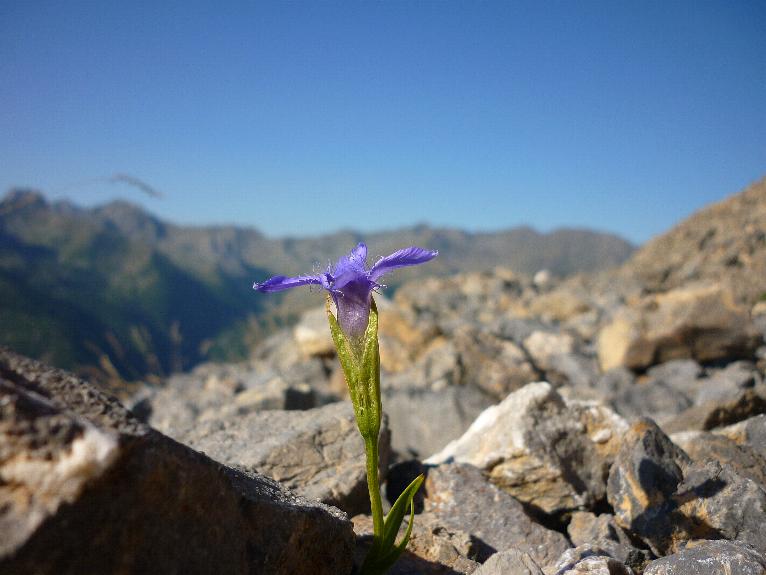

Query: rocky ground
(2, 177), (766, 574)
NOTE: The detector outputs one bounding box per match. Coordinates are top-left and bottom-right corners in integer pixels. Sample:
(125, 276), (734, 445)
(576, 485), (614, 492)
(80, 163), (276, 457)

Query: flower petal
(252, 274), (323, 293)
(369, 246), (438, 280)
(333, 242), (368, 276)
(330, 242), (371, 289)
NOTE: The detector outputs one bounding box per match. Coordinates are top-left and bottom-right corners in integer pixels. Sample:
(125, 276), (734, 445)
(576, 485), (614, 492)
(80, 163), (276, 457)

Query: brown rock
(597, 284), (759, 372)
(0, 347), (354, 575)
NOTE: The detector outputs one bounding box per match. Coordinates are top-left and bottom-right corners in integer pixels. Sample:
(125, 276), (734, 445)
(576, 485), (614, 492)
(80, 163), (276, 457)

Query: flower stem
(364, 434), (384, 550)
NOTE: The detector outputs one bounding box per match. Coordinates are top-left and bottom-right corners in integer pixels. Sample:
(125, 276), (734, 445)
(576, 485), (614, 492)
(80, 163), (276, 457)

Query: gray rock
(718, 414), (766, 459)
(662, 385), (766, 434)
(523, 330), (576, 373)
(0, 347), (354, 575)
(643, 540), (766, 575)
(607, 418), (691, 555)
(604, 361), (701, 424)
(145, 360), (322, 435)
(695, 361), (762, 405)
(423, 463), (571, 567)
(384, 385), (494, 457)
(674, 461), (766, 556)
(428, 382), (628, 514)
(609, 418), (766, 557)
(453, 327), (541, 400)
(160, 401), (390, 515)
(473, 549), (544, 575)
(670, 430), (766, 486)
(544, 352), (600, 390)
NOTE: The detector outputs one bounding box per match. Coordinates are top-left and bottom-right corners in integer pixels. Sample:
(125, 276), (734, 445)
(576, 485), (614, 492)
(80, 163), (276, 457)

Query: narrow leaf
(381, 473), (424, 553)
(360, 495), (418, 575)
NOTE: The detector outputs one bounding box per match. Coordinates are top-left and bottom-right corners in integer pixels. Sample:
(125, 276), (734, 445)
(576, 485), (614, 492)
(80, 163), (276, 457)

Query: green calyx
(326, 295), (382, 441)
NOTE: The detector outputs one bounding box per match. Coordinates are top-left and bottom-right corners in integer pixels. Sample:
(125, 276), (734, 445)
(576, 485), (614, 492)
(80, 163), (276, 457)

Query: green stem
(365, 434), (384, 551)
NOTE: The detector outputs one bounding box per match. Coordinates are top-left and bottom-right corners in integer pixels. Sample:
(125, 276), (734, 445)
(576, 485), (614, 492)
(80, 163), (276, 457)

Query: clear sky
(1, 1), (764, 244)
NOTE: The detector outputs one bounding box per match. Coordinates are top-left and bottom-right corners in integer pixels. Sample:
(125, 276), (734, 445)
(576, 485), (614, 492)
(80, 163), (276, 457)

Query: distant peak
(2, 187), (47, 209)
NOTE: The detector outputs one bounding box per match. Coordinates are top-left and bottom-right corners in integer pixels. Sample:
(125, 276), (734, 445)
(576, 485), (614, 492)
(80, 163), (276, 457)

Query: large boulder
(597, 284), (759, 372)
(0, 347), (354, 574)
(427, 382), (627, 514)
(156, 401), (390, 516)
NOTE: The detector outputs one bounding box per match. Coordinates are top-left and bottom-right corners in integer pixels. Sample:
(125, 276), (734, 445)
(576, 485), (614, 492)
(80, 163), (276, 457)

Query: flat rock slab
(165, 401), (390, 515)
(423, 463), (571, 568)
(643, 540), (766, 575)
(0, 347), (354, 575)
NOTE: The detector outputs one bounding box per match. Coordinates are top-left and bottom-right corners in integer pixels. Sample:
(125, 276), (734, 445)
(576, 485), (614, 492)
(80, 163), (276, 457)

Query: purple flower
(253, 243), (437, 340)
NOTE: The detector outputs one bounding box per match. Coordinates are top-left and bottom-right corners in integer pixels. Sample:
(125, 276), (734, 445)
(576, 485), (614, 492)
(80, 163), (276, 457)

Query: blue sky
(1, 1), (764, 244)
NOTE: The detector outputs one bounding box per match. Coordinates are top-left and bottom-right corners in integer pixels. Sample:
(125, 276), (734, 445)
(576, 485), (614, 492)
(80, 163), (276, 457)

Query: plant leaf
(360, 487), (420, 575)
(381, 473), (424, 553)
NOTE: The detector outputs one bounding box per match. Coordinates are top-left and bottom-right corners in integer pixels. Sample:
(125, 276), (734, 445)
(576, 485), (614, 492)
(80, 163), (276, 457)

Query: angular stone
(597, 284), (759, 372)
(423, 463), (571, 567)
(694, 361), (762, 405)
(428, 382), (628, 514)
(523, 330), (576, 372)
(718, 414), (766, 459)
(145, 361), (323, 435)
(662, 386), (766, 434)
(674, 461), (766, 556)
(472, 549), (543, 575)
(643, 540), (766, 575)
(160, 401), (390, 515)
(0, 347), (354, 575)
(453, 327), (540, 400)
(606, 365), (696, 425)
(352, 513), (481, 574)
(670, 430), (766, 486)
(606, 418), (691, 555)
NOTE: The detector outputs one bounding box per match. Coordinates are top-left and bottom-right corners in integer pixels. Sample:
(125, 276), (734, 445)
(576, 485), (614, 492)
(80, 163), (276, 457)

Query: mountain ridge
(1, 188), (635, 383)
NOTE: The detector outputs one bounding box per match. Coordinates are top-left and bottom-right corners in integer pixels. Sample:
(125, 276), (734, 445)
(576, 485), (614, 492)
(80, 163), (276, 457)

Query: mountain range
(0, 188), (634, 383)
